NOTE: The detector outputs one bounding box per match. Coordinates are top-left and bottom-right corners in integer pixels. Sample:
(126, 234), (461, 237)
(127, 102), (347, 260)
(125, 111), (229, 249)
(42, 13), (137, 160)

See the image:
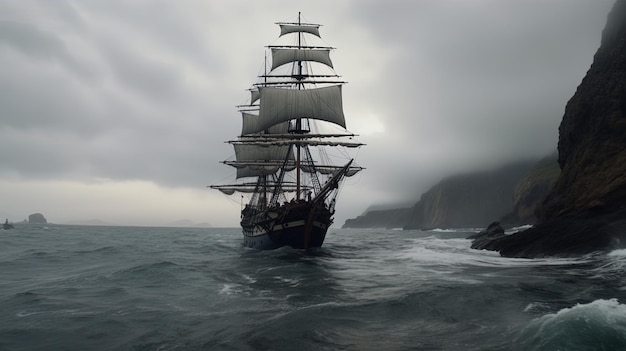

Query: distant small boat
(3, 219), (14, 230)
(210, 13), (364, 250)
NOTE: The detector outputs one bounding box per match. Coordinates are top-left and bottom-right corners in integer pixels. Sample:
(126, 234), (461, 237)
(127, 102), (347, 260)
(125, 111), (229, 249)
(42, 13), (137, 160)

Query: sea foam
(517, 299), (626, 350)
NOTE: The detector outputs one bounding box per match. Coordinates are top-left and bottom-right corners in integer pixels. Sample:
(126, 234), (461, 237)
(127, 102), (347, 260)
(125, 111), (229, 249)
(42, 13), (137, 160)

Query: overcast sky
(0, 0), (615, 227)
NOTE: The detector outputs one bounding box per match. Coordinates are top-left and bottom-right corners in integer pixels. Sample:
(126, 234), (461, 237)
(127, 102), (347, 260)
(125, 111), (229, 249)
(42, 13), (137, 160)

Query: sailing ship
(3, 219), (14, 230)
(211, 13), (364, 250)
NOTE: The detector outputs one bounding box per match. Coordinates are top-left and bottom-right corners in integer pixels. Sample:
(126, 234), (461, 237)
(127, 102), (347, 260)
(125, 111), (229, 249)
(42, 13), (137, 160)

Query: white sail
(241, 112), (259, 136)
(279, 24), (320, 37)
(267, 121), (290, 135)
(242, 113), (290, 136)
(253, 86), (345, 134)
(250, 89), (260, 104)
(271, 48), (333, 71)
(211, 13), (365, 218)
(233, 143), (293, 179)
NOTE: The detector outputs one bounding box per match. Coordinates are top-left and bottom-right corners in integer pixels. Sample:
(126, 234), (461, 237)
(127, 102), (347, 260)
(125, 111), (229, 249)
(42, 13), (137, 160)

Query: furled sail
(279, 24), (320, 37)
(212, 182), (309, 194)
(253, 85), (345, 134)
(233, 139), (363, 148)
(271, 48), (333, 71)
(301, 165), (363, 175)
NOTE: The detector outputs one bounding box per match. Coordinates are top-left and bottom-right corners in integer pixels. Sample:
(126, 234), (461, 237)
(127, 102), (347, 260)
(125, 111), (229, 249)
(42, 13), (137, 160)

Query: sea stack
(474, 0), (626, 257)
(28, 213), (47, 224)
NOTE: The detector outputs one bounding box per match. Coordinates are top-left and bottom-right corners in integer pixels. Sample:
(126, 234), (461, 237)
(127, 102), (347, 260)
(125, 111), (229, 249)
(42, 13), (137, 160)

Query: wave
(506, 224), (533, 234)
(397, 236), (587, 269)
(430, 228), (464, 233)
(516, 299), (626, 350)
(429, 227), (482, 233)
(608, 248), (626, 257)
(583, 249), (626, 286)
(108, 260), (188, 284)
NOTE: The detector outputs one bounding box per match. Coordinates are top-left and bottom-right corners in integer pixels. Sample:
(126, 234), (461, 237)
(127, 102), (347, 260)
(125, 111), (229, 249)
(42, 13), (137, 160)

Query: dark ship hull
(241, 201), (333, 250)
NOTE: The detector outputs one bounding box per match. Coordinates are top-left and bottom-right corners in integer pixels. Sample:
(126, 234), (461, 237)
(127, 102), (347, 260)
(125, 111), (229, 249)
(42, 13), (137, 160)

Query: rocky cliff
(540, 1), (626, 221)
(28, 213), (47, 224)
(500, 152), (560, 225)
(473, 0), (626, 257)
(343, 160), (541, 229)
(403, 161), (536, 229)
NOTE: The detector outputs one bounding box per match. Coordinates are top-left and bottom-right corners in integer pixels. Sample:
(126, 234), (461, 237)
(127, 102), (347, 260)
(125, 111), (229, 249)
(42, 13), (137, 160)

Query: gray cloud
(337, 0), (614, 206)
(0, 0), (617, 225)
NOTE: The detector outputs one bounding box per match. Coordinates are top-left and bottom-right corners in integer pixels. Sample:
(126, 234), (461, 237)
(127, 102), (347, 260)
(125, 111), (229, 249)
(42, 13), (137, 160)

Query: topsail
(210, 13), (364, 250)
(253, 85), (346, 134)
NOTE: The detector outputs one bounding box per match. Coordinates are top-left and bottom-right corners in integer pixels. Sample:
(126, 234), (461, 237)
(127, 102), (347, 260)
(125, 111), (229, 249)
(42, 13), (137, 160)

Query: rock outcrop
(475, 0), (626, 257)
(500, 152), (560, 226)
(342, 208), (411, 229)
(469, 222), (506, 250)
(28, 213), (47, 224)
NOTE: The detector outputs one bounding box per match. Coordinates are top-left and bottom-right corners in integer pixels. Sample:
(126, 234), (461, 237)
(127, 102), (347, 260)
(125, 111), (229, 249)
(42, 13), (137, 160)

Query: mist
(0, 0), (614, 226)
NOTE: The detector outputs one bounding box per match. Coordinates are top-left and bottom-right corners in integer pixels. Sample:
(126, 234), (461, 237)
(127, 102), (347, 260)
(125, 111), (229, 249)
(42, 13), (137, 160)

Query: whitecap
(523, 302), (552, 314)
(273, 276), (301, 287)
(397, 236), (587, 269)
(430, 228), (458, 233)
(429, 227), (482, 233)
(219, 283), (241, 295)
(588, 249), (626, 282)
(506, 224), (533, 234)
(608, 248), (626, 257)
(16, 310), (40, 317)
(241, 274), (257, 284)
(518, 299), (626, 350)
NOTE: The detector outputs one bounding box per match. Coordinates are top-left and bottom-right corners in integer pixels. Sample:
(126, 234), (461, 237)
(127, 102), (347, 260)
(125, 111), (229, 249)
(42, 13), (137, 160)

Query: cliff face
(343, 160), (540, 229)
(540, 1), (626, 220)
(404, 161), (536, 229)
(476, 0), (626, 257)
(342, 208), (411, 229)
(502, 152), (560, 225)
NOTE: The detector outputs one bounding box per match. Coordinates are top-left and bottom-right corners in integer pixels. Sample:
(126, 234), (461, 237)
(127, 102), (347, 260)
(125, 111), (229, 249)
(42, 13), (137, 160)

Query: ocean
(1, 225), (625, 351)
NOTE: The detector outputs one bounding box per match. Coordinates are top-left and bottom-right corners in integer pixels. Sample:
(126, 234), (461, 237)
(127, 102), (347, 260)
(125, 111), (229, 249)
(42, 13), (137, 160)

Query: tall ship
(211, 13), (364, 250)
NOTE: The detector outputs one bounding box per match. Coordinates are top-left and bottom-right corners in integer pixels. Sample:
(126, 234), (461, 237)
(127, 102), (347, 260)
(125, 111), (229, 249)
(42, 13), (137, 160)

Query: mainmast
(295, 11), (303, 200)
(260, 53), (269, 210)
(211, 13), (364, 207)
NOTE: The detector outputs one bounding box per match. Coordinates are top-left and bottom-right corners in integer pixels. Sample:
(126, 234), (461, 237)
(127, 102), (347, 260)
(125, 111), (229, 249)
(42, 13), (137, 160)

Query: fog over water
(0, 0), (614, 226)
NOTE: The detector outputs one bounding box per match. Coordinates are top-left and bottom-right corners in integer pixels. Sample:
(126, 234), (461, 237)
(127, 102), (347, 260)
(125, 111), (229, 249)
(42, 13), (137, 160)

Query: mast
(260, 54), (269, 210)
(295, 11), (302, 200)
(210, 13), (365, 210)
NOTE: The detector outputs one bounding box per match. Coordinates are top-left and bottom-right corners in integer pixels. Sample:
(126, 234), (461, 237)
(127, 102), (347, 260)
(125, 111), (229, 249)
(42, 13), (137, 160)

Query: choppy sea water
(1, 225), (625, 350)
